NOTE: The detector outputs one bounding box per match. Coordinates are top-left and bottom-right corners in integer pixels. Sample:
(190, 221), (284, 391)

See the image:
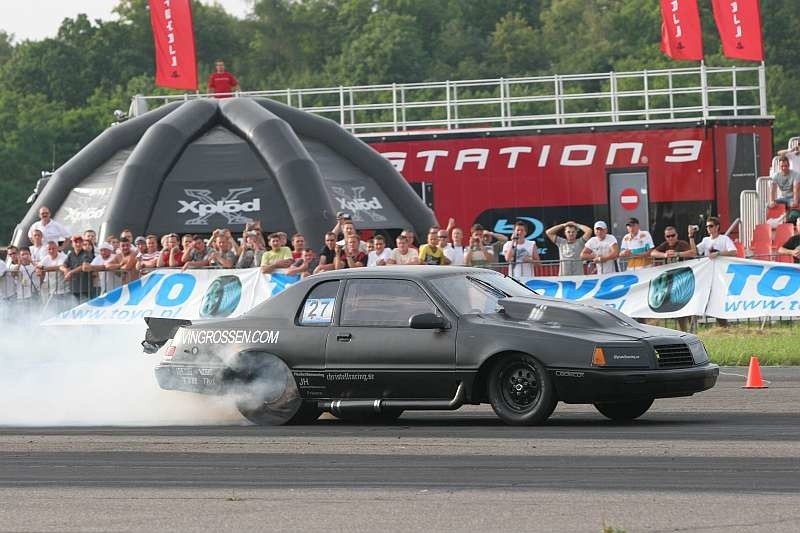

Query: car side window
(298, 280), (339, 326)
(341, 279), (437, 327)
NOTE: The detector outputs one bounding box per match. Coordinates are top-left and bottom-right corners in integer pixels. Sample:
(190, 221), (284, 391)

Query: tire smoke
(0, 309), (245, 426)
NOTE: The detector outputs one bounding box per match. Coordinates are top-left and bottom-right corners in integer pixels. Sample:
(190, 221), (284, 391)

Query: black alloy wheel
(487, 353), (557, 425)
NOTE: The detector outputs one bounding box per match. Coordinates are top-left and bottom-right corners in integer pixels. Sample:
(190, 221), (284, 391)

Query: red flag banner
(711, 0), (764, 61)
(149, 0), (198, 90)
(660, 0), (704, 61)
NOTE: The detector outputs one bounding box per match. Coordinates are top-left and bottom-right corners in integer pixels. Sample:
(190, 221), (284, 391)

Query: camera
(690, 225), (699, 233)
(337, 211), (351, 220)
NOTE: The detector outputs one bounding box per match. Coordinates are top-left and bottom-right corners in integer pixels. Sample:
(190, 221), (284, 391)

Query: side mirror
(409, 313), (449, 330)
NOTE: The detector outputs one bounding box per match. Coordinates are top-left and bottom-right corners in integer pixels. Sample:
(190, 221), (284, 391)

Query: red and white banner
(711, 0), (764, 61)
(660, 0), (704, 61)
(149, 0), (198, 90)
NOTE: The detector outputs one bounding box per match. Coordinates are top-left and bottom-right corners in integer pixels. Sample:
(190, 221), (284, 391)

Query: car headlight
(688, 340), (709, 364)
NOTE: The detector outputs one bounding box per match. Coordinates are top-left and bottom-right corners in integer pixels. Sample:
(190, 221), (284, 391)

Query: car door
(325, 278), (457, 399)
(290, 279), (342, 400)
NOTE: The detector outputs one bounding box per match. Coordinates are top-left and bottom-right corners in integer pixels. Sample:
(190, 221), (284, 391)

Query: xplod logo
(178, 188), (261, 225)
(331, 186), (386, 222)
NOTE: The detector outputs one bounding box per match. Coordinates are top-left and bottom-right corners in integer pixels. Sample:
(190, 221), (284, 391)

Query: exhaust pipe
(318, 382), (465, 415)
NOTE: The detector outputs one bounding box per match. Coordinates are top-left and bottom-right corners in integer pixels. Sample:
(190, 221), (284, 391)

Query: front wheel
(594, 398), (654, 421)
(487, 354), (557, 425)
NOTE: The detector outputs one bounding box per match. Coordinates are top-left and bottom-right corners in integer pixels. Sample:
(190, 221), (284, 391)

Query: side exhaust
(319, 382), (465, 416)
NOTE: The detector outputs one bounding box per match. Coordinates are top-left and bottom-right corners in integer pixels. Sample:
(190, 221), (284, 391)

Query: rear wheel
(487, 353), (557, 425)
(594, 398), (654, 421)
(232, 352), (303, 425)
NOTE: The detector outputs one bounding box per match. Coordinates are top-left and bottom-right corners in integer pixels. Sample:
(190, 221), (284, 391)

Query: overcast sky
(0, 0), (253, 42)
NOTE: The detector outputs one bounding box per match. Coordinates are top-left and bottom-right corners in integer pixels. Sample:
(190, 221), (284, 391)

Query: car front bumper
(550, 363), (719, 403)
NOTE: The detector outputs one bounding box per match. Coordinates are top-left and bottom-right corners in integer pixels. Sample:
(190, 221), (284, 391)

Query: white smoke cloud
(0, 306), (245, 426)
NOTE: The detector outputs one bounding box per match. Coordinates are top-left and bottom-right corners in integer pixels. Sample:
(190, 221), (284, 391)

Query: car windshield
(430, 272), (534, 315)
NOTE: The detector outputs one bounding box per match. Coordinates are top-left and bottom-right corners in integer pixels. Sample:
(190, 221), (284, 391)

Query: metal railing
(3, 256), (797, 330)
(130, 64), (769, 135)
(740, 190), (759, 251)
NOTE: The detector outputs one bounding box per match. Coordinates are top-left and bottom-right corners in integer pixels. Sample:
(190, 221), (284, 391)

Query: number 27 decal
(301, 298), (335, 324)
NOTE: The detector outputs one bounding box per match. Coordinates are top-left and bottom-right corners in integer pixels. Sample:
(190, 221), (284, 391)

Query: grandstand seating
(765, 204), (786, 223)
(774, 223), (795, 249)
(750, 240), (772, 260)
(751, 223), (772, 249)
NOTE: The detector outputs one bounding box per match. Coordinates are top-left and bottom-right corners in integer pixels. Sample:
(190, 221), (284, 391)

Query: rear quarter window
(298, 280), (340, 326)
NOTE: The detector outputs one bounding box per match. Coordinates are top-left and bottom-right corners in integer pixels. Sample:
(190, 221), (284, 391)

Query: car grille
(654, 343), (694, 368)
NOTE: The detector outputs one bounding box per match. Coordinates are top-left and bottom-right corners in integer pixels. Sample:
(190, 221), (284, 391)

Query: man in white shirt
(443, 227), (467, 266)
(28, 206), (71, 247)
(388, 235), (420, 265)
(581, 221), (619, 274)
(28, 229), (47, 265)
(38, 241), (69, 297)
(88, 242), (122, 295)
(13, 248), (41, 303)
(694, 217), (737, 258)
(367, 235), (392, 266)
(768, 155), (800, 210)
(619, 217), (654, 270)
(0, 258), (13, 304)
(502, 221), (540, 279)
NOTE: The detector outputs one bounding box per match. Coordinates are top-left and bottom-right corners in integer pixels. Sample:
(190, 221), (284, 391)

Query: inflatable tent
(13, 98), (436, 249)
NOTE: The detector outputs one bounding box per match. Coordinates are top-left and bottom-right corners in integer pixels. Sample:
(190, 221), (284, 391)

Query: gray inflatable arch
(13, 102), (182, 245)
(12, 97), (436, 250)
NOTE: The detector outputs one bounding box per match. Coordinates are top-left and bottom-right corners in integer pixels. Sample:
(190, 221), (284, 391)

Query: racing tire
(594, 398), (654, 421)
(232, 352), (303, 425)
(487, 353), (557, 426)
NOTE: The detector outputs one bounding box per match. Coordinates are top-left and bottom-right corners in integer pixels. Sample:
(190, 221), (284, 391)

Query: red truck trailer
(366, 120), (772, 258)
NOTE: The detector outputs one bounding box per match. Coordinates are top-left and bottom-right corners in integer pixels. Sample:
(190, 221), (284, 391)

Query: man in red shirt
(207, 59), (239, 98)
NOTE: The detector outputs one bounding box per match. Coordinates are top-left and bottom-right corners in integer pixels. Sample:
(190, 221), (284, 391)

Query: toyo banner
(45, 257), (800, 326)
(521, 257), (800, 319)
(522, 259), (712, 319)
(45, 269), (300, 326)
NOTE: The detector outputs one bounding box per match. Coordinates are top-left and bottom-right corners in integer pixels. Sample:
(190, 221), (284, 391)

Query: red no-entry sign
(620, 188), (639, 211)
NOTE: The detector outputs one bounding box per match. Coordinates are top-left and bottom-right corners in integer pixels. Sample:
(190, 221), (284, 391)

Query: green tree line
(1, 0), (798, 241)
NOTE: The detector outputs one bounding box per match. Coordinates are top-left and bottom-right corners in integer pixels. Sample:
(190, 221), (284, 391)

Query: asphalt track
(0, 368), (799, 532)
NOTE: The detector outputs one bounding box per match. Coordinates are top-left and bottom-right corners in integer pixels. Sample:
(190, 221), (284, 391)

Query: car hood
(489, 296), (692, 343)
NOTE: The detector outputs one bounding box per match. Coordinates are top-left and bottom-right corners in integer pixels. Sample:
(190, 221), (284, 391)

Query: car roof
(308, 265), (503, 282)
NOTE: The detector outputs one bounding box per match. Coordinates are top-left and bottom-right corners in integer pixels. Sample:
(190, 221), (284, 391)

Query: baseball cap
(134, 236), (146, 244)
(626, 217), (640, 225)
(99, 242), (114, 252)
(594, 221), (608, 230)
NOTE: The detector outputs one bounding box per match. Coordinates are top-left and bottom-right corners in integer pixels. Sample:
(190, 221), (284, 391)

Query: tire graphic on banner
(648, 267), (695, 313)
(200, 275), (242, 318)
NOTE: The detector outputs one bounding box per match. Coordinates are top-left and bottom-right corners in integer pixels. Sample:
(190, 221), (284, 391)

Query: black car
(142, 266), (718, 425)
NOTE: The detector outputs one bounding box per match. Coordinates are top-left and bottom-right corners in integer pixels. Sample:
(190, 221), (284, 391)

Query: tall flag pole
(149, 0), (198, 90)
(710, 0), (764, 61)
(660, 0), (704, 61)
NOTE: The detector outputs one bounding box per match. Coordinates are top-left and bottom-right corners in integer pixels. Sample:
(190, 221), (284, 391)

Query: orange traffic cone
(743, 356), (768, 389)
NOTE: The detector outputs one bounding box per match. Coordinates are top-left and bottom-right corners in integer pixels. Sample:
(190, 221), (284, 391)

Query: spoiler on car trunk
(141, 317), (193, 354)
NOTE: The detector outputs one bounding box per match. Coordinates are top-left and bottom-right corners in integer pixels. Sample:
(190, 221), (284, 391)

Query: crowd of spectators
(5, 201), (800, 318)
(0, 209), (517, 307)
